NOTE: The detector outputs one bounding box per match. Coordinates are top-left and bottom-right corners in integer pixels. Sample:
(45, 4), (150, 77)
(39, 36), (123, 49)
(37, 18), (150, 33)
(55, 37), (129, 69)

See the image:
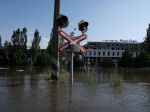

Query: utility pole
(51, 0), (60, 80)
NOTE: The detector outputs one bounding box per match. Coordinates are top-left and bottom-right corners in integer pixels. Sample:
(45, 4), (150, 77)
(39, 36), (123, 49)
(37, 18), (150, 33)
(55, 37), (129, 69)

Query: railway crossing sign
(58, 29), (87, 53)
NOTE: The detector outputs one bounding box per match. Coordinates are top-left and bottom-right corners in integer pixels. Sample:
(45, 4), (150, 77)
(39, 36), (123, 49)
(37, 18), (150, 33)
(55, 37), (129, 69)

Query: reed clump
(111, 74), (123, 87)
(59, 69), (69, 82)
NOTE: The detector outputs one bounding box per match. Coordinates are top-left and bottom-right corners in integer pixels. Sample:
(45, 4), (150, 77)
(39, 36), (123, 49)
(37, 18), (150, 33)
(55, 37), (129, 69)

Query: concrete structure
(83, 40), (142, 66)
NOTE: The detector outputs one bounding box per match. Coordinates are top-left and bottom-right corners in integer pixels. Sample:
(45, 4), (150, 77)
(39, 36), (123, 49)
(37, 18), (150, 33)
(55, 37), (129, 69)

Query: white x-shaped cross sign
(58, 30), (87, 53)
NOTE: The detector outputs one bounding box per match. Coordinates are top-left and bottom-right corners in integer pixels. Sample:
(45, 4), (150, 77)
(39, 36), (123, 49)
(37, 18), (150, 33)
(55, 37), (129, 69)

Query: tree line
(0, 28), (50, 66)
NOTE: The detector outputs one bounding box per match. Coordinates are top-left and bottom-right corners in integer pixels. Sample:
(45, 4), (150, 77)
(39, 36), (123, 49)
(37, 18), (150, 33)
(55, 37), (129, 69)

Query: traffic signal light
(78, 20), (89, 34)
(57, 14), (69, 28)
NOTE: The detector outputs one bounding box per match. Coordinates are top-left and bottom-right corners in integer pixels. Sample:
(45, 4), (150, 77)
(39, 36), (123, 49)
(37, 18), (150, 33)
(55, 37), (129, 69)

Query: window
(136, 52), (139, 56)
(94, 51), (96, 56)
(89, 51), (91, 56)
(98, 51), (100, 56)
(103, 52), (105, 56)
(121, 48), (124, 50)
(113, 52), (115, 56)
(112, 44), (115, 46)
(117, 52), (119, 56)
(108, 52), (110, 56)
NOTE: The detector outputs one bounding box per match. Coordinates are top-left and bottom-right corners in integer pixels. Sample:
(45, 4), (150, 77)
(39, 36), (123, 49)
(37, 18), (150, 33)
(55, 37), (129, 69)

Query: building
(83, 39), (142, 66)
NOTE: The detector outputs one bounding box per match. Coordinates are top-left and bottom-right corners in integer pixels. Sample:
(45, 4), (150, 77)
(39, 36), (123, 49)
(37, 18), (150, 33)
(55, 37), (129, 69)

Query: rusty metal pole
(51, 0), (60, 80)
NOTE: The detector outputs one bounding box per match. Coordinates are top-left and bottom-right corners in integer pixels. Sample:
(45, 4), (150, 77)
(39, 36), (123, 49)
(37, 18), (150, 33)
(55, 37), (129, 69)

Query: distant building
(83, 39), (142, 66)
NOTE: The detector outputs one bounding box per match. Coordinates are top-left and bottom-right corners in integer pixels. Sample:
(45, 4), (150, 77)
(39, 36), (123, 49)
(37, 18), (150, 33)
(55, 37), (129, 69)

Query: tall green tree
(143, 24), (150, 55)
(0, 36), (13, 65)
(1, 40), (12, 65)
(11, 28), (27, 47)
(31, 30), (41, 65)
(0, 36), (6, 65)
(11, 28), (28, 65)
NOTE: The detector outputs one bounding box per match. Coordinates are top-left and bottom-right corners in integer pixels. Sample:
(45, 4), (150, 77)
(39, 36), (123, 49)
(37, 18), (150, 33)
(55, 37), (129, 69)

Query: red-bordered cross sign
(58, 29), (87, 53)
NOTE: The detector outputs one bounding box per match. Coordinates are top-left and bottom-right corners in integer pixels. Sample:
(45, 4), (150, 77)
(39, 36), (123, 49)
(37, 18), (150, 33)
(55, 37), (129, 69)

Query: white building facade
(83, 40), (142, 66)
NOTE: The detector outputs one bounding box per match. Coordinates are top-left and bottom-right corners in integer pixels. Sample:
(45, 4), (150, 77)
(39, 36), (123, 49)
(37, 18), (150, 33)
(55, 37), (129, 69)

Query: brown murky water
(0, 67), (150, 112)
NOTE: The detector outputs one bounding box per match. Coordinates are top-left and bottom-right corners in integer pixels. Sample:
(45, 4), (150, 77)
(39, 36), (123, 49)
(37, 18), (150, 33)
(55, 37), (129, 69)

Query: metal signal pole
(51, 0), (60, 80)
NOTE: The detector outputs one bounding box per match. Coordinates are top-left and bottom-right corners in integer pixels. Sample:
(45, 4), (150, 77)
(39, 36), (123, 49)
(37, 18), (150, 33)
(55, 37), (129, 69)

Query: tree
(11, 28), (28, 65)
(31, 30), (41, 65)
(133, 51), (150, 67)
(47, 31), (53, 55)
(0, 40), (12, 65)
(11, 28), (27, 47)
(3, 41), (13, 64)
(74, 53), (84, 67)
(0, 36), (2, 49)
(143, 24), (150, 55)
(22, 28), (27, 48)
(118, 49), (133, 67)
(101, 58), (114, 67)
(0, 36), (7, 65)
(35, 51), (50, 66)
(47, 29), (67, 67)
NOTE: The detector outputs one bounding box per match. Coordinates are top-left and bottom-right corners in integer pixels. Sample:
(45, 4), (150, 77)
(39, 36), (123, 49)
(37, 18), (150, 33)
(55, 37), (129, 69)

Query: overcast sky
(0, 0), (150, 48)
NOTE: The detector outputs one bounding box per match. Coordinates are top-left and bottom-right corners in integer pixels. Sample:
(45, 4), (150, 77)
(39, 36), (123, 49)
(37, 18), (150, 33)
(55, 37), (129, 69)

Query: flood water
(0, 67), (150, 112)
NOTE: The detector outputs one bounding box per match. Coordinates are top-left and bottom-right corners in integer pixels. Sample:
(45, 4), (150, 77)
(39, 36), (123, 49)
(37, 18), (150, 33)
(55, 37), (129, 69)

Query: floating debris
(0, 67), (9, 70)
(16, 69), (24, 72)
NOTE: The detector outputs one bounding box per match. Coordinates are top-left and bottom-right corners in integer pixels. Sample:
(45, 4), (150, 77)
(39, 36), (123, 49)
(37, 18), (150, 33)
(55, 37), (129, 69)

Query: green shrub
(101, 58), (114, 67)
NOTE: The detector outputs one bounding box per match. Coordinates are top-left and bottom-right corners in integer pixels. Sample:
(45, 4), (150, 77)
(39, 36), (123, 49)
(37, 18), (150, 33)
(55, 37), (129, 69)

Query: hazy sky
(0, 0), (150, 48)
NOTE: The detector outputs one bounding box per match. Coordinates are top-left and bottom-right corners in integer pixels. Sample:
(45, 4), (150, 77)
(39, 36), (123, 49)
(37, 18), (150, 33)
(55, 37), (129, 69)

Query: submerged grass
(111, 74), (123, 87)
(45, 68), (69, 82)
(111, 72), (124, 94)
(59, 69), (69, 82)
(45, 66), (51, 80)
(78, 68), (97, 85)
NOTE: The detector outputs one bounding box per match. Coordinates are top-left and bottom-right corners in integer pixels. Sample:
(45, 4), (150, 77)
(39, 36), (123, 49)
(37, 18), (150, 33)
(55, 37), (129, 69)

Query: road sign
(58, 29), (87, 53)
